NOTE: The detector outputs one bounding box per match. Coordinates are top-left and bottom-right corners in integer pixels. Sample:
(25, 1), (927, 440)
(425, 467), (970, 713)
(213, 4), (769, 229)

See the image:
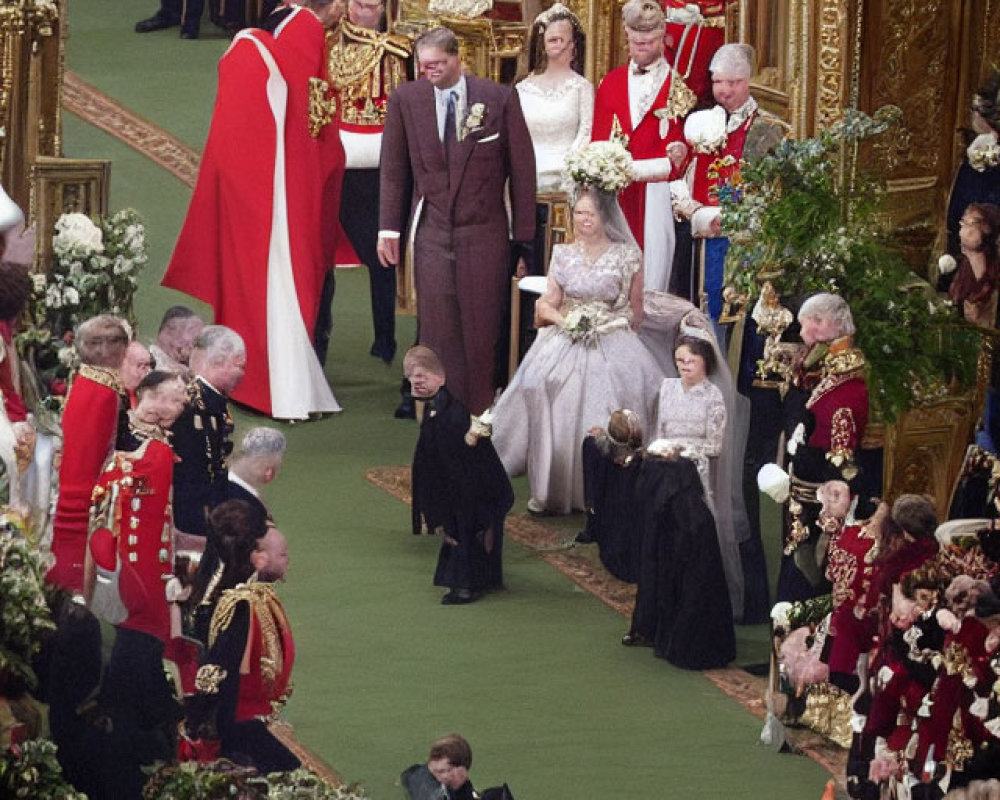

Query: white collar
(725, 96), (758, 133)
(434, 75), (467, 103)
(228, 471), (261, 499)
(629, 56), (666, 76)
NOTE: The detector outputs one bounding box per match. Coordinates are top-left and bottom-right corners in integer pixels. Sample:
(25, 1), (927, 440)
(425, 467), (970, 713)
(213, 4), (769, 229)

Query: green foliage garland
(721, 107), (982, 420)
(0, 513), (55, 692)
(0, 739), (87, 799)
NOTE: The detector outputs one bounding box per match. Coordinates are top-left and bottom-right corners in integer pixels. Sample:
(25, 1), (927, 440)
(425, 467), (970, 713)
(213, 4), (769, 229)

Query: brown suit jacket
(379, 75), (535, 244)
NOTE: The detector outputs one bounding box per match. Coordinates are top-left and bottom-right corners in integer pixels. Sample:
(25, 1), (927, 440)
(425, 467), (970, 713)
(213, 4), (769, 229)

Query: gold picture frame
(29, 156), (112, 273)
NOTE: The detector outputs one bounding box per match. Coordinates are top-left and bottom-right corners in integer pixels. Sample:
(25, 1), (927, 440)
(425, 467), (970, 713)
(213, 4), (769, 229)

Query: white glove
(757, 463), (790, 503)
(937, 254), (957, 275)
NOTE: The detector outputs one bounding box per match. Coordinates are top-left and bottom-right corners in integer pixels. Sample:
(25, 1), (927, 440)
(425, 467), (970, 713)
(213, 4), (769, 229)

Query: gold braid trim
(77, 363), (125, 394)
(209, 581), (289, 692)
(194, 664), (227, 694)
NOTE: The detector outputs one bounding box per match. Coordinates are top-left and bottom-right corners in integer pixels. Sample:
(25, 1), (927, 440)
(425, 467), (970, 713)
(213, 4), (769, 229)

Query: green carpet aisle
(59, 2), (835, 796)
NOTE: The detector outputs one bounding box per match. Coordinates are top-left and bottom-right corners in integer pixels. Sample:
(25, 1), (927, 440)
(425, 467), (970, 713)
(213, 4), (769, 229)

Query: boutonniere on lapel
(460, 102), (487, 141)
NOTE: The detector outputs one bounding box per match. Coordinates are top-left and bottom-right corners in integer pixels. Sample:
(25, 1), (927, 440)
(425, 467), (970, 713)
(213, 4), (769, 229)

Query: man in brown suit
(376, 26), (536, 415)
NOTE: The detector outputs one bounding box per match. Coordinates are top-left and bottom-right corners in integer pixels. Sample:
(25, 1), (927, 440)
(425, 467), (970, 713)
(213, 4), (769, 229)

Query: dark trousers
(340, 168), (397, 361)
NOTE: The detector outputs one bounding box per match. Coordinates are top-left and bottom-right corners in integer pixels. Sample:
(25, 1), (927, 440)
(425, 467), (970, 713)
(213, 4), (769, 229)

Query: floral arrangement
(684, 105), (728, 154)
(17, 208), (148, 398)
(721, 107), (982, 420)
(142, 762), (370, 799)
(0, 511), (55, 693)
(967, 132), (1000, 172)
(0, 739), (87, 800)
(564, 140), (633, 194)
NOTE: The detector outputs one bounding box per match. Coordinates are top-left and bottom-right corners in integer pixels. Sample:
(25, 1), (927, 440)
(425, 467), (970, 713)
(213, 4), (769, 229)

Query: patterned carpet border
(62, 71), (200, 188)
(365, 465), (849, 790)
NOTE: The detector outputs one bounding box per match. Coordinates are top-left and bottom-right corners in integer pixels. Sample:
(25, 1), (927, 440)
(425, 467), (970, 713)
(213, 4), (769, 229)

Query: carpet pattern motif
(365, 464), (849, 782)
(63, 71), (200, 187)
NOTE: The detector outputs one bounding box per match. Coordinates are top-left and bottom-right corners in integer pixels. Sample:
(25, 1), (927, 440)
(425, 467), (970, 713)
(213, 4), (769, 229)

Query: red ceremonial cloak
(162, 9), (344, 418)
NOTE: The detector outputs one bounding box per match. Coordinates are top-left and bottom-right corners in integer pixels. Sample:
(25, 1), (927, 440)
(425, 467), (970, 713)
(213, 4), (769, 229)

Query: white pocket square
(477, 133), (499, 143)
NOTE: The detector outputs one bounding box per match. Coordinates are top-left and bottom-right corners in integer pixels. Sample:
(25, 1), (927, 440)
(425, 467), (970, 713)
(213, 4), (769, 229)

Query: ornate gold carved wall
(731, 0), (1000, 270)
(0, 0), (64, 212)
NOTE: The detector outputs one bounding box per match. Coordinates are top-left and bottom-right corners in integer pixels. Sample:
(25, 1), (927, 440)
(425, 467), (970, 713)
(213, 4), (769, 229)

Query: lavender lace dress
(492, 241), (664, 513)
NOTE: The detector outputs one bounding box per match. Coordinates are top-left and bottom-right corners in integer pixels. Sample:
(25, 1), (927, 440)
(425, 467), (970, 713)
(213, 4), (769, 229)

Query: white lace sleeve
(570, 78), (595, 153)
(702, 384), (727, 457)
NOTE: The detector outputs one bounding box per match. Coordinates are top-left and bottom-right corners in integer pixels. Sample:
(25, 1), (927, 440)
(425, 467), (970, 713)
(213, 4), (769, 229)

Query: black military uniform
(172, 377), (234, 537)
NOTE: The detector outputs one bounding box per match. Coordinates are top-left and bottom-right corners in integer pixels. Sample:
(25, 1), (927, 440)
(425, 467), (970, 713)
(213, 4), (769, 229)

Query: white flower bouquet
(968, 133), (1000, 172)
(684, 105), (728, 154)
(564, 140), (634, 194)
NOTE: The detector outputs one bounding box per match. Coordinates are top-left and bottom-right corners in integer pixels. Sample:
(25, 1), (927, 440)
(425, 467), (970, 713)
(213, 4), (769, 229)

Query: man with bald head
(150, 305), (203, 378)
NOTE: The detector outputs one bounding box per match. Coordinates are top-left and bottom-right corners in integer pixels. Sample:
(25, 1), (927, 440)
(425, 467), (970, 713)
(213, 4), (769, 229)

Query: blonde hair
(403, 345), (445, 378)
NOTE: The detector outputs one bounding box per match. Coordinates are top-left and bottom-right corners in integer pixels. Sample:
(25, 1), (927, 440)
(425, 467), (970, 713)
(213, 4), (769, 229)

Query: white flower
(770, 601), (793, 630)
(968, 133), (1000, 172)
(53, 213), (104, 253)
(62, 286), (80, 306)
(57, 346), (76, 367)
(937, 254), (957, 275)
(44, 284), (62, 309)
(684, 106), (728, 154)
(32, 273), (47, 292)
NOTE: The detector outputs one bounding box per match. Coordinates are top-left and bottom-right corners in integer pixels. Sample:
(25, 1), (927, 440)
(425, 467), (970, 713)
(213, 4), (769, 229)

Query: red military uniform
(804, 337), (869, 469)
(592, 59), (694, 251)
(825, 518), (879, 676)
(49, 364), (125, 592)
(89, 429), (175, 643)
(188, 580), (298, 772)
(663, 0), (731, 106)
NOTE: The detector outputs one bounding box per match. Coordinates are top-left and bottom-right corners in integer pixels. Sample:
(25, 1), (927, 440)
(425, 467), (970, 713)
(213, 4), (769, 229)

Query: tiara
(534, 2), (579, 28)
(678, 321), (715, 344)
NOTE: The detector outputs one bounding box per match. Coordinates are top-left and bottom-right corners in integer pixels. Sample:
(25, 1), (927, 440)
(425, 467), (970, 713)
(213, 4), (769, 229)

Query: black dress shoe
(621, 632), (653, 647)
(135, 12), (179, 32)
(441, 589), (477, 605)
(370, 339), (397, 365)
(574, 528), (597, 544)
(180, 30), (198, 38)
(394, 396), (416, 419)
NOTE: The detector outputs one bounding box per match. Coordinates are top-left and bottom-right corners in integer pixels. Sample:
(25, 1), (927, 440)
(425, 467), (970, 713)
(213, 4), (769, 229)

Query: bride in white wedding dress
(491, 187), (664, 515)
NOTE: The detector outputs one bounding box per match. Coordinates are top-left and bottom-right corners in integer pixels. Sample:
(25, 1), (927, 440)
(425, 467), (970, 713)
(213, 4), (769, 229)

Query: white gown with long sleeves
(654, 377), (726, 509)
(516, 73), (594, 192)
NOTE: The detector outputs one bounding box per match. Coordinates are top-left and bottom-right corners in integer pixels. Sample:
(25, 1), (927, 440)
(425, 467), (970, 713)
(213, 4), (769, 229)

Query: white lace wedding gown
(492, 241), (664, 513)
(516, 72), (594, 192)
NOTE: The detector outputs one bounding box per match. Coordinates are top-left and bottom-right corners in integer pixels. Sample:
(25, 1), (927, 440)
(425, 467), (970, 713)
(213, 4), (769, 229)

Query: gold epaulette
(336, 19), (412, 57)
(823, 346), (867, 380)
(77, 363), (125, 394)
(209, 580), (289, 688)
(663, 70), (697, 122)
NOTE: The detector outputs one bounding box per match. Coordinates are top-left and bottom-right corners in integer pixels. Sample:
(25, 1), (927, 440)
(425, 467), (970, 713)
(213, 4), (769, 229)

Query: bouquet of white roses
(43, 208), (148, 324)
(564, 140), (634, 194)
